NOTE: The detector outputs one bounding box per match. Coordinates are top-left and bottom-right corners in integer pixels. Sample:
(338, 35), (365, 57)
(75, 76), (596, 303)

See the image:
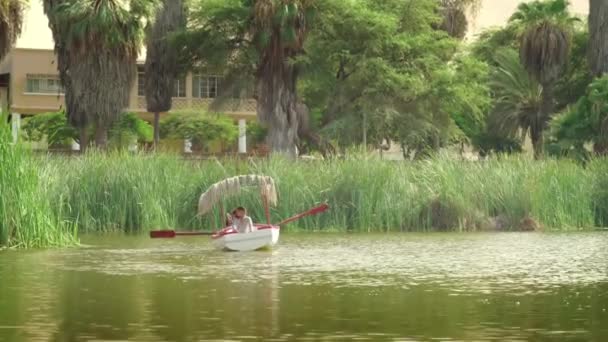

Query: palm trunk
(530, 125), (544, 160)
(94, 125), (108, 150)
(153, 111), (160, 149)
(533, 82), (554, 159)
(589, 0), (608, 76)
(594, 141), (608, 156)
(79, 126), (88, 153)
(256, 61), (299, 158)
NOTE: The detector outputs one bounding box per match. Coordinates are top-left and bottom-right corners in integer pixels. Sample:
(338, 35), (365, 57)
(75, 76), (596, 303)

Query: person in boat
(225, 210), (235, 227)
(232, 206), (256, 233)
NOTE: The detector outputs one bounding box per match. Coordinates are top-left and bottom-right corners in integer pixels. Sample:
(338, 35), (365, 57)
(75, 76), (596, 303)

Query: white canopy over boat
(197, 175), (278, 216)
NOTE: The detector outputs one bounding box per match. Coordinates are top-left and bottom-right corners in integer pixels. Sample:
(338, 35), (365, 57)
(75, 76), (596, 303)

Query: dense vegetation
(9, 0), (601, 160)
(2, 147), (607, 248)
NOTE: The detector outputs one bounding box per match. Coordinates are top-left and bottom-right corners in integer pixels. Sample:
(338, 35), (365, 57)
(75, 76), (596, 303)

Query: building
(0, 1), (255, 151)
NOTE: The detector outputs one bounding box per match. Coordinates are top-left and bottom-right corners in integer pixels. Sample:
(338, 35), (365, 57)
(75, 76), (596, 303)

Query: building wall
(10, 49), (64, 114)
(6, 48), (256, 120)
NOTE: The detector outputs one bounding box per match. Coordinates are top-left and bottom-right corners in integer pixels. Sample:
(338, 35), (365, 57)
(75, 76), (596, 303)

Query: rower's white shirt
(233, 216), (255, 234)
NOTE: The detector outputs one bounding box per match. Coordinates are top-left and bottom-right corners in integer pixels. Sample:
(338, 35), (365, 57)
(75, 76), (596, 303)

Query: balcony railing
(135, 97), (257, 114)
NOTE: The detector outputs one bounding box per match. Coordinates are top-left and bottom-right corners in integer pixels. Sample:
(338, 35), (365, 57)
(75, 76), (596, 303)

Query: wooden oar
(150, 203), (329, 238)
(149, 230), (215, 239)
(277, 203), (329, 226)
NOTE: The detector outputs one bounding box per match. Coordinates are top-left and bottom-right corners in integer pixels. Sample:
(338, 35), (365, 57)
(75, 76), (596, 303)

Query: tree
(0, 0), (24, 60)
(144, 0), (186, 149)
(44, 0), (153, 149)
(550, 76), (608, 156)
(176, 0), (315, 157)
(486, 48), (543, 151)
(509, 0), (577, 158)
(439, 0), (481, 39)
(588, 0), (608, 76)
(44, 0), (89, 151)
(301, 0), (459, 153)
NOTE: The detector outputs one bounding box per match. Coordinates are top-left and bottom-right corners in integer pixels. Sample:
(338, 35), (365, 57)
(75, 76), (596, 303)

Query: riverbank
(2, 136), (608, 247)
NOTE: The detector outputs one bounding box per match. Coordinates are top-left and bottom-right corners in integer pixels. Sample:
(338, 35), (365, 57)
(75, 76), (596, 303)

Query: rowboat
(211, 224), (280, 251)
(150, 174), (328, 252)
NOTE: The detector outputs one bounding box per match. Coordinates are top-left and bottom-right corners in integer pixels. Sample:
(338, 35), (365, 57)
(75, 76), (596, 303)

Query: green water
(1, 233), (608, 341)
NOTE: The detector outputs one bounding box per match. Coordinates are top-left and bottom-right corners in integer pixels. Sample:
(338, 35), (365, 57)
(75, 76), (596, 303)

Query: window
(173, 76), (186, 98)
(137, 70), (145, 96)
(192, 75), (220, 98)
(25, 75), (63, 94)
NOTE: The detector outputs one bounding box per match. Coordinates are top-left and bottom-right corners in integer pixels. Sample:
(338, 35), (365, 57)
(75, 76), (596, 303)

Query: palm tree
(178, 0), (315, 157)
(43, 0), (91, 151)
(252, 0), (314, 157)
(144, 0), (186, 149)
(439, 0), (480, 39)
(488, 48), (543, 149)
(589, 0), (608, 76)
(44, 0), (153, 149)
(0, 0), (24, 60)
(509, 0), (577, 158)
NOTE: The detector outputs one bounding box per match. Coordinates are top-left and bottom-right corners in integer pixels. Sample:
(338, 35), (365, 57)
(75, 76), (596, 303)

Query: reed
(0, 119), (77, 248)
(39, 152), (605, 233)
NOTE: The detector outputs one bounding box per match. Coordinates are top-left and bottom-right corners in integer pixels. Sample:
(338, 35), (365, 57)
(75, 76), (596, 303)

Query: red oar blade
(150, 230), (177, 239)
(278, 203), (330, 226)
(150, 230), (216, 238)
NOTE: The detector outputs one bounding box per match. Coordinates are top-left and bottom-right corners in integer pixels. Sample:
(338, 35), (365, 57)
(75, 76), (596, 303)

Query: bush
(22, 111), (77, 148)
(160, 111), (238, 152)
(21, 112), (153, 150)
(109, 112), (153, 149)
(246, 120), (268, 146)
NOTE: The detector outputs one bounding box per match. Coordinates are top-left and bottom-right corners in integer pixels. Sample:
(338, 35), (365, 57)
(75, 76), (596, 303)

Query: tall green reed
(0, 117), (77, 248)
(17, 150), (608, 236)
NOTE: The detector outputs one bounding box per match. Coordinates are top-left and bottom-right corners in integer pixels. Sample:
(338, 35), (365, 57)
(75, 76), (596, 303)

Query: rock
(519, 216), (541, 231)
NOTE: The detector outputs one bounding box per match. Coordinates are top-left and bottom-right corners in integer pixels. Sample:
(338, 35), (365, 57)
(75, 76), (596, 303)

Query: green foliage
(246, 120), (267, 146)
(21, 112), (154, 149)
(300, 0), (489, 156)
(487, 48), (542, 141)
(26, 152), (608, 234)
(22, 111), (77, 148)
(549, 76), (608, 156)
(51, 0), (153, 51)
(160, 111), (238, 151)
(109, 112), (154, 149)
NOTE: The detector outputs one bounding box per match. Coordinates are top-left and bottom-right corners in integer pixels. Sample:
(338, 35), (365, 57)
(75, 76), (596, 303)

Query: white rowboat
(212, 225), (280, 251)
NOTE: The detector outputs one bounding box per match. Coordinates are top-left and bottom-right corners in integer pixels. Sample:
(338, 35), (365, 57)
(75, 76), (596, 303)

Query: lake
(1, 233), (608, 341)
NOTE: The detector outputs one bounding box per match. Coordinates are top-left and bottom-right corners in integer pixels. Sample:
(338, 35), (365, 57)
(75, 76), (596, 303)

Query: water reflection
(0, 233), (607, 341)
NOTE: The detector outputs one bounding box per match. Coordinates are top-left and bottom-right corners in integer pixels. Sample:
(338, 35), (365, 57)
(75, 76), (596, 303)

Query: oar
(277, 203), (329, 226)
(149, 230), (215, 239)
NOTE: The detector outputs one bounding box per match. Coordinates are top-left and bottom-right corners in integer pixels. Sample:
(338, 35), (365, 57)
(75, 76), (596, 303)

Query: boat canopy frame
(197, 175), (278, 224)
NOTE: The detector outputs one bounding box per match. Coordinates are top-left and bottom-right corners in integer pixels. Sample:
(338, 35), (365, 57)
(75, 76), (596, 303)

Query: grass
(2, 142), (608, 248)
(0, 118), (78, 248)
(41, 152), (608, 234)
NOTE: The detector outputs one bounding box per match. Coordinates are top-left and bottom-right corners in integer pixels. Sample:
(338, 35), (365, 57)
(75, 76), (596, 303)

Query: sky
(15, 0), (591, 50)
(468, 0), (589, 38)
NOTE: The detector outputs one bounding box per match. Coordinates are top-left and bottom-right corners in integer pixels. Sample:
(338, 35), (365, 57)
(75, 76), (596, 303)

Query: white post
(11, 113), (20, 144)
(71, 140), (80, 151)
(184, 139), (192, 153)
(238, 119), (247, 154)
